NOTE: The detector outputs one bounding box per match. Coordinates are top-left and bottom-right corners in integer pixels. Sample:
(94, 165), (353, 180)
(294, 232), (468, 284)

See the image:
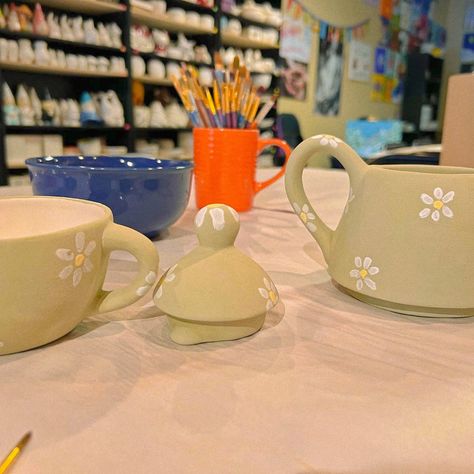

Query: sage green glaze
(153, 204), (279, 344)
(285, 134), (474, 317)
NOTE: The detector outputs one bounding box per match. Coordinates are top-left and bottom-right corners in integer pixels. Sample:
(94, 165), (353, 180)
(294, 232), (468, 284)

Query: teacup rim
(0, 195), (112, 242)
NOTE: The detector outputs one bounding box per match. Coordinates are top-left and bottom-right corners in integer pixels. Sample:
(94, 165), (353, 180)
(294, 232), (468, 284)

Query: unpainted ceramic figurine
(47, 13), (61, 39)
(7, 5), (20, 31)
(71, 16), (84, 42)
(177, 33), (195, 61)
(17, 5), (33, 32)
(18, 39), (34, 64)
(107, 22), (122, 49)
(153, 204), (280, 345)
(152, 29), (169, 55)
(67, 98), (80, 126)
(3, 83), (20, 125)
(16, 84), (35, 125)
(97, 22), (112, 47)
(60, 14), (74, 41)
(33, 3), (48, 35)
(80, 91), (101, 124)
(34, 41), (49, 65)
(29, 87), (42, 124)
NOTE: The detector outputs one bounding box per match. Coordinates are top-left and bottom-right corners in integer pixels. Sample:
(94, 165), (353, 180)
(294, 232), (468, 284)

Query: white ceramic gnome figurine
(16, 84), (35, 125)
(29, 87), (42, 124)
(107, 23), (122, 48)
(97, 22), (112, 47)
(71, 16), (84, 42)
(60, 15), (74, 41)
(3, 83), (20, 125)
(83, 19), (98, 44)
(47, 13), (61, 38)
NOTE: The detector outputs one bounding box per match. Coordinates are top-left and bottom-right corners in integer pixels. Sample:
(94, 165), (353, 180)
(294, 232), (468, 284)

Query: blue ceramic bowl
(26, 156), (193, 237)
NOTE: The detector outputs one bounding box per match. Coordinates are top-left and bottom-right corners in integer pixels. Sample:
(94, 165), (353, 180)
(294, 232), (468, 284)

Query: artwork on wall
(280, 58), (308, 100)
(315, 26), (344, 116)
(348, 40), (372, 82)
(280, 15), (312, 64)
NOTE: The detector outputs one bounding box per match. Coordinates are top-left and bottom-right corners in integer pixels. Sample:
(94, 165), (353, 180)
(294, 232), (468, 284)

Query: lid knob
(194, 204), (240, 248)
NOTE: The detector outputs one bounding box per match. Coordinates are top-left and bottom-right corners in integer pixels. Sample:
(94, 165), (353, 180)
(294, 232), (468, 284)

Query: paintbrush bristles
(170, 54), (276, 129)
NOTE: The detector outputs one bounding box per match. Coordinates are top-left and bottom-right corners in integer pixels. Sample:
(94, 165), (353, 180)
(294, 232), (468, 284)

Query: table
(1, 169), (473, 473)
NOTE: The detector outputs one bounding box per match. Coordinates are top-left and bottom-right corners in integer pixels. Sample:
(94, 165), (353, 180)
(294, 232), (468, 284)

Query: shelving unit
(0, 0), (283, 184)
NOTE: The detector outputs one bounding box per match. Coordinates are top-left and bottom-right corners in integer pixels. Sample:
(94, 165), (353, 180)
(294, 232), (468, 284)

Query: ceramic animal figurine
(177, 33), (195, 61)
(83, 19), (98, 44)
(194, 45), (211, 64)
(80, 91), (101, 124)
(67, 98), (80, 126)
(153, 204), (279, 344)
(16, 84), (35, 125)
(17, 5), (33, 32)
(97, 22), (112, 47)
(29, 87), (42, 124)
(18, 39), (34, 64)
(47, 13), (61, 38)
(149, 100), (167, 127)
(7, 4), (20, 31)
(101, 90), (124, 126)
(32, 3), (48, 35)
(34, 41), (49, 65)
(285, 134), (474, 318)
(107, 22), (122, 49)
(2, 82), (20, 125)
(60, 14), (74, 41)
(152, 29), (169, 55)
(71, 16), (84, 42)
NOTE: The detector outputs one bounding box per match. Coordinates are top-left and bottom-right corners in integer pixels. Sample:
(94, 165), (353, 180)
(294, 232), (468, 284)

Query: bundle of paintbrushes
(171, 53), (277, 129)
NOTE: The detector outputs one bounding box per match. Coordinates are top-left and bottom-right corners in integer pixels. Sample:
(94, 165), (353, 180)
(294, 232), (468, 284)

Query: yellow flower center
(75, 254), (85, 267)
(433, 200), (443, 210)
(359, 269), (368, 279)
(268, 290), (278, 304)
(299, 212), (308, 223)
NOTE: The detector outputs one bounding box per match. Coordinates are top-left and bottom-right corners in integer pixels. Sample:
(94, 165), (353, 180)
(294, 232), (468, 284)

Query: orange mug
(193, 128), (291, 211)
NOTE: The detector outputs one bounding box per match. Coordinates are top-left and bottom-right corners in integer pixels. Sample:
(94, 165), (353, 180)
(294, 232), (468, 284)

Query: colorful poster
(348, 41), (372, 82)
(280, 58), (308, 100)
(315, 27), (344, 115)
(374, 47), (386, 74)
(371, 73), (386, 102)
(280, 15), (312, 64)
(380, 0), (393, 20)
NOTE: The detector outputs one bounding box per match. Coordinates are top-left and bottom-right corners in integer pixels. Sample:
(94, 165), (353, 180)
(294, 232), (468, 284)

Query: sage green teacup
(0, 196), (159, 355)
(285, 134), (474, 317)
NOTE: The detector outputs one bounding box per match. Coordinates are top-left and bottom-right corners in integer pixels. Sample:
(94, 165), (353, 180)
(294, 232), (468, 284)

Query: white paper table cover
(0, 169), (473, 474)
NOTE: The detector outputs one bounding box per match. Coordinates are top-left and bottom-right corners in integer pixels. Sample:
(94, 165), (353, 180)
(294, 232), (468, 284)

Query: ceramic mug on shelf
(0, 196), (159, 355)
(285, 134), (474, 317)
(193, 128), (291, 212)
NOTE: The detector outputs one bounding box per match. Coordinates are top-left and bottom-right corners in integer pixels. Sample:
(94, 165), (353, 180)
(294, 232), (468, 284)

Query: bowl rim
(25, 155), (194, 173)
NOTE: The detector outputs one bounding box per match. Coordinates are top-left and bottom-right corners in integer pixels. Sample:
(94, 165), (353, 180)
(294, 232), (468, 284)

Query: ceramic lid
(153, 204), (279, 322)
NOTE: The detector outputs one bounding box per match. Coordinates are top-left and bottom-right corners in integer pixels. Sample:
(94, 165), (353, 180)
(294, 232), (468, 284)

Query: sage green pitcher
(285, 134), (474, 317)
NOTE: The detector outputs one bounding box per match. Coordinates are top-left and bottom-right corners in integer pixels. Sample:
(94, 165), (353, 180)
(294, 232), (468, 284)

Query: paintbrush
(0, 432), (32, 474)
(250, 93), (278, 129)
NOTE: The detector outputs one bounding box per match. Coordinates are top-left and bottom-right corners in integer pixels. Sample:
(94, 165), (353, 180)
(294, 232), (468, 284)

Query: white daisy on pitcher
(136, 271), (158, 297)
(258, 277), (279, 310)
(350, 256), (379, 291)
(56, 232), (96, 287)
(154, 264), (178, 299)
(314, 134), (342, 148)
(293, 202), (317, 232)
(419, 187), (454, 221)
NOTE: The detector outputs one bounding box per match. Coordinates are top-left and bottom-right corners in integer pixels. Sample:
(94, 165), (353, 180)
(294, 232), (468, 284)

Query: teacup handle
(254, 138), (291, 194)
(285, 135), (367, 260)
(95, 223), (159, 313)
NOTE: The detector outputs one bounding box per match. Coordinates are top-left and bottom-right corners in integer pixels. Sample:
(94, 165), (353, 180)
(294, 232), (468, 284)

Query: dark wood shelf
(131, 51), (211, 67)
(0, 29), (125, 54)
(5, 125), (127, 133)
(221, 11), (281, 30)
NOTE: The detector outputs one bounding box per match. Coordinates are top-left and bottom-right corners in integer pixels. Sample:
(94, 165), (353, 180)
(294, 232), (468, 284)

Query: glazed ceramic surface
(0, 196), (159, 355)
(26, 156), (193, 237)
(285, 134), (474, 317)
(153, 204), (279, 344)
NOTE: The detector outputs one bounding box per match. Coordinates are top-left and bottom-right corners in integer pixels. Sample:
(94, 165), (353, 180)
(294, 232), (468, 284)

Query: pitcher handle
(284, 134), (367, 260)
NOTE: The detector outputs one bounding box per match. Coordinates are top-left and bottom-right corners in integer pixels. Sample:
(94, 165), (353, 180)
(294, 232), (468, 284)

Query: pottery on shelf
(32, 3), (48, 35)
(101, 90), (124, 127)
(0, 7), (5, 29)
(148, 59), (165, 78)
(83, 18), (98, 45)
(177, 33), (195, 61)
(71, 16), (84, 42)
(18, 39), (34, 64)
(7, 5), (21, 31)
(66, 98), (80, 127)
(107, 23), (122, 49)
(7, 40), (18, 62)
(80, 91), (102, 124)
(16, 84), (35, 125)
(152, 29), (169, 55)
(285, 134), (474, 318)
(153, 204), (279, 345)
(60, 14), (74, 42)
(2, 83), (20, 125)
(149, 101), (167, 127)
(97, 22), (112, 47)
(30, 87), (42, 124)
(47, 13), (61, 39)
(131, 55), (146, 76)
(34, 41), (49, 65)
(41, 88), (55, 125)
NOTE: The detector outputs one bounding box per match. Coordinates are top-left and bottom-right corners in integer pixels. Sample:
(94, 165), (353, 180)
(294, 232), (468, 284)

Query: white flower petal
(259, 288), (269, 299)
(302, 204), (309, 213)
(84, 240), (96, 256)
(442, 191), (455, 203)
(154, 285), (163, 299)
(350, 269), (360, 278)
(355, 256), (362, 268)
(75, 232), (85, 253)
(168, 264), (178, 273)
(209, 207), (225, 231)
(165, 273), (176, 282)
(194, 208), (207, 228)
(368, 266), (379, 275)
(306, 212), (315, 220)
(419, 208), (431, 218)
(442, 206), (453, 218)
(266, 299), (273, 311)
(431, 210), (440, 222)
(433, 187), (443, 199)
(229, 207), (239, 222)
(263, 277), (271, 290)
(136, 285), (149, 296)
(364, 278), (377, 290)
(335, 137), (342, 143)
(83, 258), (93, 273)
(363, 257), (372, 269)
(292, 202), (301, 214)
(329, 139), (338, 148)
(59, 265), (73, 280)
(356, 279), (363, 291)
(145, 271), (157, 284)
(421, 193), (433, 205)
(320, 137), (329, 146)
(72, 268), (82, 287)
(56, 248), (74, 261)
(306, 222), (317, 232)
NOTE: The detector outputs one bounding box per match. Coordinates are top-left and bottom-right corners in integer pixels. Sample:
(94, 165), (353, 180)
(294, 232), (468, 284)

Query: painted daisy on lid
(153, 204), (279, 345)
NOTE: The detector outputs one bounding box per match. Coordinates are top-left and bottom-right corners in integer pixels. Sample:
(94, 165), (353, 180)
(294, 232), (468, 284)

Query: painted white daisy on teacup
(419, 187), (454, 221)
